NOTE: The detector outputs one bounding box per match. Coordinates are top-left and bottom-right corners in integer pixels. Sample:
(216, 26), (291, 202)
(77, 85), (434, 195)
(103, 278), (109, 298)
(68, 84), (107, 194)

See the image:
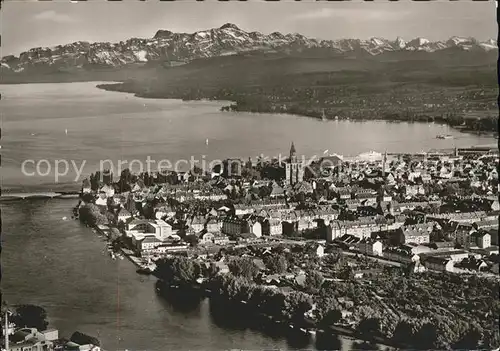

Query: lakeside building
(126, 219), (174, 240)
(7, 328), (58, 351)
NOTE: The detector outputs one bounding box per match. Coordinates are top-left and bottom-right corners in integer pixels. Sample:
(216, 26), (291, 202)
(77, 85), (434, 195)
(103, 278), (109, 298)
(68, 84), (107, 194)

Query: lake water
(1, 199), (341, 350)
(0, 82), (496, 350)
(1, 82), (495, 192)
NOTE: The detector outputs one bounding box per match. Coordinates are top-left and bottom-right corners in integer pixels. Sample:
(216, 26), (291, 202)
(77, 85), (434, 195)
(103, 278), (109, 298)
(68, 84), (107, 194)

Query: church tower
(285, 142), (304, 185)
(290, 142), (297, 162)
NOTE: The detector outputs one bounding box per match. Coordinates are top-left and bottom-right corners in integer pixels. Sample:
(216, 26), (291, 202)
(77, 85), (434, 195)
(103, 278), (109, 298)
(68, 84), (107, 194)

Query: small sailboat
(436, 134), (453, 139)
(65, 129), (68, 135)
(205, 138), (209, 146)
(321, 109), (327, 121)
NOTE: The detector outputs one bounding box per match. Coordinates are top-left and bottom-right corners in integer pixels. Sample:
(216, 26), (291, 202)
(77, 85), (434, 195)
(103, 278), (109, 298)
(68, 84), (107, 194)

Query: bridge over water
(0, 192), (79, 201)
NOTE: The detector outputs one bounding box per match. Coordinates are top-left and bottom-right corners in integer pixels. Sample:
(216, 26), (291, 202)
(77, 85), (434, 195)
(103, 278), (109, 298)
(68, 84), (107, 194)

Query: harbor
(94, 225), (156, 274)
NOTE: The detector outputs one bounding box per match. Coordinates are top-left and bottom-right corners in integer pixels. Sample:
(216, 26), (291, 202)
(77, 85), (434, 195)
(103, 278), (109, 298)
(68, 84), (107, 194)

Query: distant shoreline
(96, 82), (499, 137)
(1, 79), (497, 136)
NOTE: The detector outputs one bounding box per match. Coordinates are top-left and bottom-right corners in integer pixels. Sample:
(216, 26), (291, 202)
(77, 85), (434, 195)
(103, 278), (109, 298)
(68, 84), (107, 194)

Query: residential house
(456, 257), (489, 272)
(427, 211), (488, 224)
(336, 187), (352, 200)
(420, 173), (432, 183)
(194, 190), (227, 201)
(328, 217), (379, 241)
(489, 199), (500, 211)
(116, 208), (132, 224)
(131, 179), (146, 193)
(353, 268), (383, 279)
(100, 184), (115, 198)
(206, 217), (222, 233)
(423, 256), (455, 272)
(81, 179), (92, 194)
(473, 218), (499, 231)
(262, 218), (283, 236)
(211, 261), (230, 274)
(397, 223), (434, 245)
(384, 246), (422, 264)
(213, 234), (230, 245)
(188, 216), (206, 234)
(234, 204), (254, 216)
(470, 231), (491, 249)
(316, 209), (339, 225)
(222, 216), (249, 236)
(385, 215), (407, 231)
(386, 173), (396, 186)
(312, 243), (325, 258)
(452, 222), (475, 246)
(429, 241), (455, 250)
(251, 221), (263, 238)
(8, 328), (55, 351)
(357, 238), (383, 256)
(270, 182), (285, 198)
(155, 206), (176, 219)
(405, 185), (425, 196)
(153, 243), (189, 255)
(398, 201), (430, 212)
(292, 181), (314, 194)
(199, 232), (215, 245)
(297, 218), (315, 232)
(345, 199), (361, 211)
(420, 250), (469, 263)
(94, 194), (107, 208)
(355, 190), (377, 205)
(378, 190), (392, 203)
(136, 235), (162, 256)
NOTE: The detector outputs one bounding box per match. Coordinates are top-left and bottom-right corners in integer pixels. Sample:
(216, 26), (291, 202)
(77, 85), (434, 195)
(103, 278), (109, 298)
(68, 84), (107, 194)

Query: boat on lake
(136, 267), (153, 275)
(321, 109), (327, 121)
(436, 134), (453, 139)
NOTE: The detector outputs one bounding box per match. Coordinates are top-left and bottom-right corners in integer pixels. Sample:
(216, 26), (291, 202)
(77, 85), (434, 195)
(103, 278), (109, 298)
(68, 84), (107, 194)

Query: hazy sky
(1, 0), (496, 56)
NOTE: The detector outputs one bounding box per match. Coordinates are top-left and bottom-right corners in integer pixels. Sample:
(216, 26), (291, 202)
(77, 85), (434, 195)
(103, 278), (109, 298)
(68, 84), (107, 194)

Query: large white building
(126, 219), (173, 241)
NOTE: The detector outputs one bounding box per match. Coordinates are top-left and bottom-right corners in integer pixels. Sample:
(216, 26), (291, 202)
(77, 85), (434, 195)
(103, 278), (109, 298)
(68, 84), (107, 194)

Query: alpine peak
(220, 23), (240, 31)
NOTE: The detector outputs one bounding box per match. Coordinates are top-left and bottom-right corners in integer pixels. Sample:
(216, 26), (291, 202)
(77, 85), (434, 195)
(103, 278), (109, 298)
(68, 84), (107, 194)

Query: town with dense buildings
(79, 143), (498, 272)
(68, 142), (500, 349)
(6, 142), (497, 350)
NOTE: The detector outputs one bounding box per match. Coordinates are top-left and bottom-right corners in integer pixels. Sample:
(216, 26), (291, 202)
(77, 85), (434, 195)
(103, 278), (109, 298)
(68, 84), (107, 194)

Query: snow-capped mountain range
(1, 23), (497, 73)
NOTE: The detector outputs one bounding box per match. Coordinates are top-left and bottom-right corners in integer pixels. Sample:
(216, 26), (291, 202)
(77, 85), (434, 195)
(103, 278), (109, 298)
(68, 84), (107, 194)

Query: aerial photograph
(0, 1), (498, 350)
